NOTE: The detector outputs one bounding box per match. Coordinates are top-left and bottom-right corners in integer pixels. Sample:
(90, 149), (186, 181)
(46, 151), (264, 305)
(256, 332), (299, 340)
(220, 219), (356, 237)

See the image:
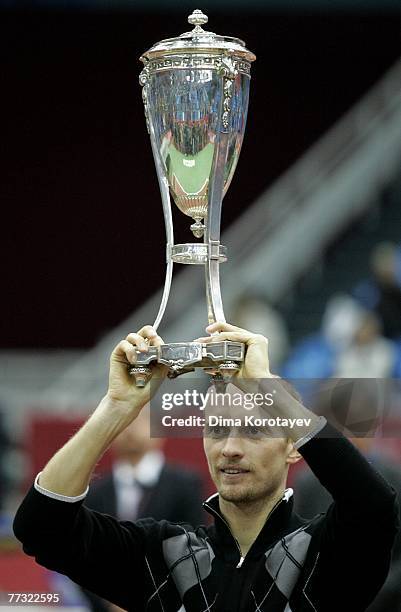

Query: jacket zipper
(203, 502), (244, 566)
(203, 495), (285, 569)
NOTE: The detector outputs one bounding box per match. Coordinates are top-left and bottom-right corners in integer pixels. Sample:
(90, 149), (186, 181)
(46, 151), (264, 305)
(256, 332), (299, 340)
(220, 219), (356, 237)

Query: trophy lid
(140, 9), (256, 64)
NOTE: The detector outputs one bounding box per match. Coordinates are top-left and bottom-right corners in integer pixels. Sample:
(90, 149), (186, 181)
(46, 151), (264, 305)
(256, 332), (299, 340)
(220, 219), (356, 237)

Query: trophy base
(129, 341), (245, 387)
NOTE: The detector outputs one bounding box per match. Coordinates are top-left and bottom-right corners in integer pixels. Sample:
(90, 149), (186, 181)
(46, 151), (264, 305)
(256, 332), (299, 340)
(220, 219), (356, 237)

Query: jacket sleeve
(13, 485), (155, 610)
(298, 422), (400, 611)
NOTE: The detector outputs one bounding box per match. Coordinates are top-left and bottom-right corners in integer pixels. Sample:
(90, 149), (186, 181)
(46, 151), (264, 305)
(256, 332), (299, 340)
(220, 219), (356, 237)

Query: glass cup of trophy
(130, 9), (256, 387)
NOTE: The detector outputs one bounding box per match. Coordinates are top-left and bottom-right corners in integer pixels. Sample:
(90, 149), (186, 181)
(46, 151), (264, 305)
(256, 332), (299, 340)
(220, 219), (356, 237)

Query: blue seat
(391, 337), (401, 378)
(280, 334), (336, 404)
(281, 334), (335, 380)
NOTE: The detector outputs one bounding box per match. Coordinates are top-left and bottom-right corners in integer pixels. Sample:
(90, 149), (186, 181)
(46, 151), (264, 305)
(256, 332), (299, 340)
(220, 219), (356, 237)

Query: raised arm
(197, 322), (398, 518)
(38, 326), (167, 496)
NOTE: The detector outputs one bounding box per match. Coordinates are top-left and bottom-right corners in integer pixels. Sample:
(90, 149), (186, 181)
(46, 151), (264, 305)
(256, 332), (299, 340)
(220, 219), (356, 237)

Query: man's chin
(218, 486), (253, 504)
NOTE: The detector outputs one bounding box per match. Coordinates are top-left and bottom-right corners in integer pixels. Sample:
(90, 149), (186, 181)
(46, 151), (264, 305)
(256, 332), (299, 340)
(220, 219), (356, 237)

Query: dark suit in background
(84, 462), (205, 526)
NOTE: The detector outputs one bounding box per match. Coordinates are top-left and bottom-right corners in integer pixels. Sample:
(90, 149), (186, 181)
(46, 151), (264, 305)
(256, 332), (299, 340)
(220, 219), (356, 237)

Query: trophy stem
(153, 256), (173, 332)
(205, 259), (225, 324)
(149, 114), (174, 332)
(204, 107), (230, 324)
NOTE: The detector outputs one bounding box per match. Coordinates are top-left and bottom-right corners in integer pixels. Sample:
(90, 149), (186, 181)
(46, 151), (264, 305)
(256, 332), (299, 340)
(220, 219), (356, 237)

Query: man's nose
(221, 434), (245, 458)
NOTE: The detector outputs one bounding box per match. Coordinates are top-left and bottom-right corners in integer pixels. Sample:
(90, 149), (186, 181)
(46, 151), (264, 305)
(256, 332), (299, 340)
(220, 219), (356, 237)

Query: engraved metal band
(218, 57), (239, 131)
(141, 55), (251, 77)
(171, 243), (227, 264)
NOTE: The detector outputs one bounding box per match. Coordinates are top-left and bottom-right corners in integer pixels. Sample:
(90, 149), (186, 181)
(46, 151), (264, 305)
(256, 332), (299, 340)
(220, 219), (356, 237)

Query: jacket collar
(203, 489), (294, 562)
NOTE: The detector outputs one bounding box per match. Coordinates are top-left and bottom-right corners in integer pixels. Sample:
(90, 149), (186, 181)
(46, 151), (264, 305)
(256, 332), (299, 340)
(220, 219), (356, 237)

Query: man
(13, 323), (399, 611)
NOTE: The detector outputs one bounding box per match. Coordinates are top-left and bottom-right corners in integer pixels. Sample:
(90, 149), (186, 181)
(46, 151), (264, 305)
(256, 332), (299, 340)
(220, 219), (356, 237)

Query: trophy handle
(205, 67), (237, 324)
(130, 103), (174, 387)
(205, 130), (230, 324)
(147, 90), (174, 333)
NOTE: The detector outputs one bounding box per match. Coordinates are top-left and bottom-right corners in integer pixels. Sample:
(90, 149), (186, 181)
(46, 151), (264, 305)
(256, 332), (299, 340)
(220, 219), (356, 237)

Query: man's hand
(195, 322), (321, 441)
(107, 325), (168, 419)
(195, 321), (273, 382)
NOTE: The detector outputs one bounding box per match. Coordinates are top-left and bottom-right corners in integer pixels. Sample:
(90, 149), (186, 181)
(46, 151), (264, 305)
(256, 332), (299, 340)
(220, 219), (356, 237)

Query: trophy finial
(188, 9), (208, 30)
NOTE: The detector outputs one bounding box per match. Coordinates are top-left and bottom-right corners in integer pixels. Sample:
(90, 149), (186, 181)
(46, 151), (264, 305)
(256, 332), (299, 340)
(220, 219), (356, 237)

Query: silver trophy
(131, 9), (256, 387)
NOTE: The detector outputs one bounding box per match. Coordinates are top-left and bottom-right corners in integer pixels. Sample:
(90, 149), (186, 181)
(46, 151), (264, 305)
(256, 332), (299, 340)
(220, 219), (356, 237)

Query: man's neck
(219, 489), (285, 557)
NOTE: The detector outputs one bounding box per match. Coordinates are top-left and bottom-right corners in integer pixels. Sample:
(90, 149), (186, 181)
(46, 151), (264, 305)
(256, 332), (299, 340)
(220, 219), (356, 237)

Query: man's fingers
(112, 340), (138, 365)
(136, 325), (165, 347)
(148, 333), (165, 348)
(137, 325), (157, 338)
(206, 322), (245, 334)
(114, 327), (164, 366)
(125, 332), (149, 352)
(125, 327), (164, 348)
(215, 332), (252, 343)
(195, 322), (268, 347)
(194, 331), (253, 344)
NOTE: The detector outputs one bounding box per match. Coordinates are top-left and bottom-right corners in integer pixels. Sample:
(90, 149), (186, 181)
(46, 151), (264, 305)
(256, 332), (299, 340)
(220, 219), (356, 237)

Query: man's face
(203, 410), (293, 505)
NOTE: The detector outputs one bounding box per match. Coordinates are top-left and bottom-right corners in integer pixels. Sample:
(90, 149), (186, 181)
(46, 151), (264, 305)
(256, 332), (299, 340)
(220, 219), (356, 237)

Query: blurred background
(1, 0), (401, 610)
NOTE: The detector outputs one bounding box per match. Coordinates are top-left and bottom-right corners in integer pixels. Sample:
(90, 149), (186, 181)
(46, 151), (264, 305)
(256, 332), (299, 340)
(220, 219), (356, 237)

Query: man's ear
(286, 442), (302, 466)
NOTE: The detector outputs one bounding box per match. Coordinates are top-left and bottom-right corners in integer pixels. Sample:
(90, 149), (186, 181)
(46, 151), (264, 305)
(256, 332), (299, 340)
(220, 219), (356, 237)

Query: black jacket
(294, 454), (401, 612)
(85, 462), (205, 527)
(13, 424), (399, 611)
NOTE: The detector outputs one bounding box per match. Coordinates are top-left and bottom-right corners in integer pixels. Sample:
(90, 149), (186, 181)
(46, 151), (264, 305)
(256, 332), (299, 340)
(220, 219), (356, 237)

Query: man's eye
(248, 426), (261, 436)
(205, 426), (230, 438)
(242, 426), (264, 438)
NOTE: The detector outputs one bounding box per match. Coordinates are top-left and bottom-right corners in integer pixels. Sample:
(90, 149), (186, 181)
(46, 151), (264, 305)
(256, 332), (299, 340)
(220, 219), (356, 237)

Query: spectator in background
(353, 241), (401, 339)
(281, 294), (395, 382)
(82, 405), (205, 612)
(293, 381), (401, 611)
(231, 295), (289, 369)
(85, 404), (204, 526)
(334, 311), (395, 378)
(321, 293), (366, 353)
(285, 294), (395, 379)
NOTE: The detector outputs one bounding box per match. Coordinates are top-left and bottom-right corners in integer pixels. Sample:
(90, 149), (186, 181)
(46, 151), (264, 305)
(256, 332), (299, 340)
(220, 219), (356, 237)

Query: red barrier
(25, 413), (214, 495)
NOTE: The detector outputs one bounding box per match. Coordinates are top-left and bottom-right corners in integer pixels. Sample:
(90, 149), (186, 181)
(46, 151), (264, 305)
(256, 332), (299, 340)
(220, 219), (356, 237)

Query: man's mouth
(220, 467), (249, 475)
